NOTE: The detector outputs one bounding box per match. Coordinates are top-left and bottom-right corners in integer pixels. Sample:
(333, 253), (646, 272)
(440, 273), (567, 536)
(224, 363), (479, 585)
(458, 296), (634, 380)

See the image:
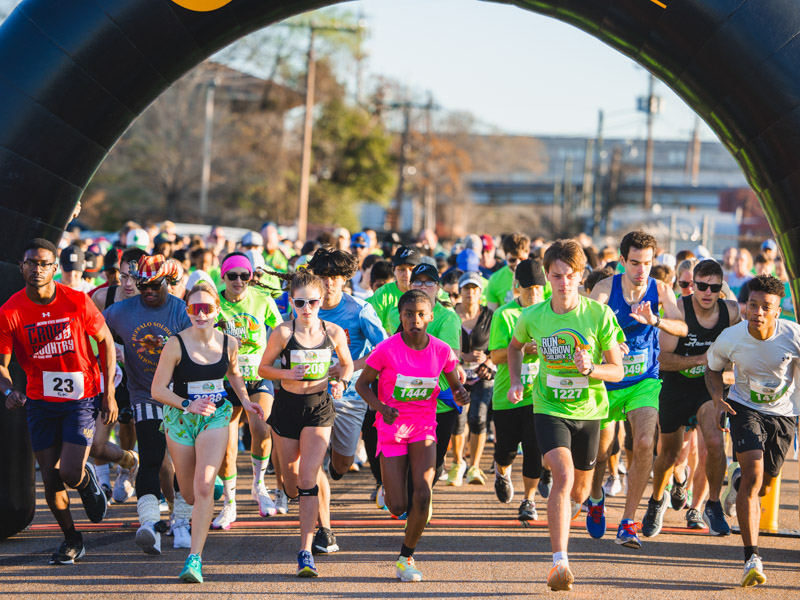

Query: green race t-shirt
(367, 281), (403, 333)
(489, 299), (538, 411)
(486, 265), (514, 306)
(217, 287), (281, 380)
(513, 295), (623, 420)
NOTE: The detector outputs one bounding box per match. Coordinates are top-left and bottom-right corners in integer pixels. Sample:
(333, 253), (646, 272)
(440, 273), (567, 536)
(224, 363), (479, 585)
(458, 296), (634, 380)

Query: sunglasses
(187, 303), (216, 316)
(411, 280), (438, 288)
(694, 281), (722, 293)
(137, 281), (162, 291)
(225, 271), (251, 281)
(292, 298), (321, 308)
(351, 244), (366, 250)
(677, 280), (692, 289)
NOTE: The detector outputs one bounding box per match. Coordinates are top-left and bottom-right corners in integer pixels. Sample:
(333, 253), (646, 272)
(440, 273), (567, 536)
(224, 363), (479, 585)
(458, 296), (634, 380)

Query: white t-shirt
(707, 319), (800, 417)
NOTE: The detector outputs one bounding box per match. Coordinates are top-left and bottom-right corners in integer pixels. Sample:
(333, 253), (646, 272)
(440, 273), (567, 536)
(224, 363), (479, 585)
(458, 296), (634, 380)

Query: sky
(341, 0), (717, 142)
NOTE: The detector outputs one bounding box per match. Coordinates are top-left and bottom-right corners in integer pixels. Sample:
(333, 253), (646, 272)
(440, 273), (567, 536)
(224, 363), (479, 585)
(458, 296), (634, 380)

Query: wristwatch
(339, 380), (351, 389)
(3, 387), (12, 397)
(181, 399), (191, 408)
(586, 364), (596, 377)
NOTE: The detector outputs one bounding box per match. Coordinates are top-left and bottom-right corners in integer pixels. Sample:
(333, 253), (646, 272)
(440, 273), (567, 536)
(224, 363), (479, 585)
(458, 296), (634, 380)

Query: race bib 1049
(622, 350), (648, 379)
(43, 371), (85, 400)
(394, 375), (437, 402)
(187, 378), (227, 403)
(290, 349), (332, 380)
(546, 373), (589, 402)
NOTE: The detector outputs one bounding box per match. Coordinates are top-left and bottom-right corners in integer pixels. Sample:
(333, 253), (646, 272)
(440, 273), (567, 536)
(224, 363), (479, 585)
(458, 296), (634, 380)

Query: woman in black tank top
(256, 271), (354, 578)
(152, 281), (263, 584)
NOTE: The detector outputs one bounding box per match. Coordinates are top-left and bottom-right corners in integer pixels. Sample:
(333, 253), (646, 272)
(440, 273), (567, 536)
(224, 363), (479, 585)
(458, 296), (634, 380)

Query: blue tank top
(606, 274), (660, 390)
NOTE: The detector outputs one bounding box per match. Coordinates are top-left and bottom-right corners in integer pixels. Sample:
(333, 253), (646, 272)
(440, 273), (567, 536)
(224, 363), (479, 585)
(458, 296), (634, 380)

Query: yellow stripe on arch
(170, 0), (234, 12)
(650, 0), (667, 7)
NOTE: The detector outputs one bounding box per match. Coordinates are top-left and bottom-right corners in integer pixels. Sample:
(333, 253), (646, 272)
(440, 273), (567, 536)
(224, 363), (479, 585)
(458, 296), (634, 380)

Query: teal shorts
(162, 400), (233, 446)
(602, 378), (661, 429)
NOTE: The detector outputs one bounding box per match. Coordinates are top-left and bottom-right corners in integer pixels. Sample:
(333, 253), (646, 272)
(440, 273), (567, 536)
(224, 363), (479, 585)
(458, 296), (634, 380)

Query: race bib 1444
(394, 375), (437, 402)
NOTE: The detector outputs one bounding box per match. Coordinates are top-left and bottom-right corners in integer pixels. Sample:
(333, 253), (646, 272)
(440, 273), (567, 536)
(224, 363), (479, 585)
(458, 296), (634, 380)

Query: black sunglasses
(678, 280), (692, 289)
(694, 281), (722, 293)
(225, 272), (251, 281)
(137, 281), (162, 291)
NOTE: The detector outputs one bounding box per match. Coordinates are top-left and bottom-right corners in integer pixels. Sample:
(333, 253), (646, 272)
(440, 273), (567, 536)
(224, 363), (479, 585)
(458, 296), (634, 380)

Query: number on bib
(187, 379), (227, 404)
(679, 364), (706, 378)
(546, 374), (589, 402)
(521, 362), (540, 386)
(394, 375), (437, 402)
(622, 351), (647, 379)
(237, 353), (260, 379)
(748, 379), (788, 405)
(290, 349), (332, 380)
(43, 371), (85, 400)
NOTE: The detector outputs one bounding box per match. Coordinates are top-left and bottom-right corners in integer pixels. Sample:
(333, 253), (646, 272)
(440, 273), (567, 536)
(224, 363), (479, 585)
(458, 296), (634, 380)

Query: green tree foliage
(308, 98), (396, 231)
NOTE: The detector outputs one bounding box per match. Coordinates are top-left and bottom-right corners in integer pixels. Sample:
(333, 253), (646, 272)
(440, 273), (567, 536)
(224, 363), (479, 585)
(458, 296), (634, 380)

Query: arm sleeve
(360, 303), (389, 346)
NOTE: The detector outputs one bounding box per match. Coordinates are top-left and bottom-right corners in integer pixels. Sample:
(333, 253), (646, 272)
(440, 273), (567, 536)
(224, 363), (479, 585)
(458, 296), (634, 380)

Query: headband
(221, 254), (253, 278)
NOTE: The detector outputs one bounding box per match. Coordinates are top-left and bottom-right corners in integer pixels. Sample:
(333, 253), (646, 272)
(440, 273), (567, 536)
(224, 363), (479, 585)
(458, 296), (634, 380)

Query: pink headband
(221, 254), (253, 278)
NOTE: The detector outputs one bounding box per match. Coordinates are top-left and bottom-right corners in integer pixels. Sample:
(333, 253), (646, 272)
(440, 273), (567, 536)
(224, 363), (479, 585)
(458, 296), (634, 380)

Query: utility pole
(592, 109), (604, 238)
(288, 20), (365, 243)
(690, 116), (701, 186)
(607, 145), (623, 235)
(563, 155), (574, 232)
(581, 137), (595, 212)
(199, 77), (217, 221)
(644, 73), (655, 211)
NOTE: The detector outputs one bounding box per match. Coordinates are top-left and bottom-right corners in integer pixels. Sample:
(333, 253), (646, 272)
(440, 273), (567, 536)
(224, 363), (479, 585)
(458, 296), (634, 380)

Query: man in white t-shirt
(705, 274), (800, 588)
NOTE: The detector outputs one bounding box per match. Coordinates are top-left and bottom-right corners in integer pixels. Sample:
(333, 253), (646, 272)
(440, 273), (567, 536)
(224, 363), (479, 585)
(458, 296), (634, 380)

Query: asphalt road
(1, 453), (798, 599)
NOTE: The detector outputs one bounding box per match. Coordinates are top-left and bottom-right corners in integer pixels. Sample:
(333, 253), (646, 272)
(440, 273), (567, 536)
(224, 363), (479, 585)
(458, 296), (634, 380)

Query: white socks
(95, 463), (110, 488)
(252, 456), (269, 488)
(553, 551), (568, 566)
(222, 475), (236, 504)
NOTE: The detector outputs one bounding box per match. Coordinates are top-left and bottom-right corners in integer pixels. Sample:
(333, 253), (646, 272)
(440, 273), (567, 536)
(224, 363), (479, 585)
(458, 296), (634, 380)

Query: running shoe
(537, 469), (552, 499)
(211, 502), (236, 530)
(615, 519), (642, 549)
(547, 560), (574, 591)
(641, 491), (669, 538)
(375, 485), (388, 511)
(396, 556), (423, 582)
(312, 526), (339, 555)
(585, 492), (606, 539)
(721, 462), (740, 518)
(252, 483), (277, 517)
(78, 463), (108, 523)
(518, 499), (538, 524)
(702, 500), (731, 536)
(297, 550), (318, 577)
(571, 499), (582, 521)
(135, 522), (162, 555)
(172, 518), (191, 549)
(274, 489), (289, 515)
(113, 453), (139, 503)
(670, 465), (690, 510)
(494, 466), (514, 504)
(49, 537), (85, 565)
(100, 482), (113, 502)
(466, 465), (486, 485)
(685, 508), (706, 529)
(602, 475), (623, 497)
(741, 554), (766, 587)
(369, 484), (381, 502)
(265, 457), (275, 475)
(446, 461), (467, 486)
(180, 553), (203, 583)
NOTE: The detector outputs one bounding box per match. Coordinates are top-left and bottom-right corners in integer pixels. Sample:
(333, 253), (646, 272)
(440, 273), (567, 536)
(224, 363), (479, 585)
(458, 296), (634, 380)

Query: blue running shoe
(179, 553), (203, 583)
(297, 550), (318, 577)
(586, 491), (606, 539)
(615, 519), (642, 549)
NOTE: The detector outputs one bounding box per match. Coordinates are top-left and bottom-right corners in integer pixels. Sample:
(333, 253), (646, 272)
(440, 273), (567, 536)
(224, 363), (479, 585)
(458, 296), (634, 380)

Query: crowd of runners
(2, 220), (798, 591)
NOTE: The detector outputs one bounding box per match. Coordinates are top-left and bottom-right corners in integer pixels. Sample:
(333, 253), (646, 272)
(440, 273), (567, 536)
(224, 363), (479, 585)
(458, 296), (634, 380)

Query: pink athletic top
(365, 332), (458, 427)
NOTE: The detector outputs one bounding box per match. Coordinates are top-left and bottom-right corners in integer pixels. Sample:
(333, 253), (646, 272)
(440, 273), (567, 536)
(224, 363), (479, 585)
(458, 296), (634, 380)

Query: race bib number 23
(43, 371), (85, 400)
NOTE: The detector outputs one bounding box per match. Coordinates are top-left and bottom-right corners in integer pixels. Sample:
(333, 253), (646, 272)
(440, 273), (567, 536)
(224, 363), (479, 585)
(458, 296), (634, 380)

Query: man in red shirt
(0, 238), (118, 565)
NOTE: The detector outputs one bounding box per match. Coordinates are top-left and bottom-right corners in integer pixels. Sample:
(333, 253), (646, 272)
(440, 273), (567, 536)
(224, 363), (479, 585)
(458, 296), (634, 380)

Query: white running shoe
(113, 459), (137, 503)
(252, 484), (277, 517)
(135, 522), (162, 555)
(722, 462), (740, 518)
(396, 556), (423, 582)
(274, 490), (289, 515)
(742, 554), (766, 587)
(172, 518), (191, 549)
(446, 461), (467, 487)
(603, 475), (623, 497)
(376, 485), (387, 511)
(212, 502), (237, 530)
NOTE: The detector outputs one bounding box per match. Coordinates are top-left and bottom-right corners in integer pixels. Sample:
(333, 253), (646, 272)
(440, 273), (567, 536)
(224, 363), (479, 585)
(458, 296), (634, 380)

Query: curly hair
(306, 247), (359, 280)
(619, 230), (658, 260)
(747, 274), (785, 299)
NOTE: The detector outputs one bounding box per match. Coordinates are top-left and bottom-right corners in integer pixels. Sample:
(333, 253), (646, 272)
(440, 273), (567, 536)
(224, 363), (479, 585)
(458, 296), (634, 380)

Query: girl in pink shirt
(356, 289), (469, 582)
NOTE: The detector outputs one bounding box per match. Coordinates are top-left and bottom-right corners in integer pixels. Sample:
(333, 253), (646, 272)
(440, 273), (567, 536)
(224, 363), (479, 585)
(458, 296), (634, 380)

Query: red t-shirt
(0, 283), (105, 402)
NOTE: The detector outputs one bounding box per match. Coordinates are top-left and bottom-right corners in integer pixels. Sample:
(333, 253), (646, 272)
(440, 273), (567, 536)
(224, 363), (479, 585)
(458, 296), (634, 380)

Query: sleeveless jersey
(280, 320), (335, 381)
(661, 296), (729, 399)
(172, 333), (229, 407)
(606, 274), (660, 390)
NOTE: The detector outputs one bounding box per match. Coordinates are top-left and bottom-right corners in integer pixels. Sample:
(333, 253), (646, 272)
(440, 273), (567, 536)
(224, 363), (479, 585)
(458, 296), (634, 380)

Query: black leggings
(134, 418), (167, 499)
(493, 406), (542, 480)
(361, 408), (382, 486)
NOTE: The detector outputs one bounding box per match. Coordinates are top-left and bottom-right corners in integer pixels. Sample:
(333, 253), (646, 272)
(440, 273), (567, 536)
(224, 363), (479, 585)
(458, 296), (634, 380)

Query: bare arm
(328, 323), (354, 399)
(150, 337), (189, 411)
(92, 323), (118, 425)
(355, 365), (399, 425)
(0, 353), (26, 409)
(704, 367), (735, 422)
(589, 277), (612, 304)
(574, 344), (624, 382)
(506, 336), (526, 404)
(257, 323), (305, 382)
(444, 368), (470, 406)
(654, 280), (689, 337)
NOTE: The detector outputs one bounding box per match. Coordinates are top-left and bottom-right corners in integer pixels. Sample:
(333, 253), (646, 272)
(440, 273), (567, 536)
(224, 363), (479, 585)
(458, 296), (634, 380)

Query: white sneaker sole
(135, 527), (161, 555)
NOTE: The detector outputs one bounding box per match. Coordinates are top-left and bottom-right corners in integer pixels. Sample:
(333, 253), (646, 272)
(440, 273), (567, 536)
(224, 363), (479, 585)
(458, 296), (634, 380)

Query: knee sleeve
(297, 485), (319, 497)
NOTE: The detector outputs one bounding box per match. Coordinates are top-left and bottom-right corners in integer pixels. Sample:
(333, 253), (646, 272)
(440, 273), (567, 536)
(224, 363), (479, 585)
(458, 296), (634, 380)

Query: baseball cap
(153, 232), (173, 246)
(350, 231), (369, 249)
(245, 249), (266, 272)
(332, 227), (350, 240)
(392, 245), (423, 267)
(458, 271), (484, 291)
(126, 228), (150, 250)
(241, 231), (264, 247)
(515, 259), (547, 288)
(761, 239), (777, 251)
(656, 252), (677, 269)
(410, 263), (440, 284)
(693, 245), (711, 260)
(461, 234), (482, 253)
(84, 251), (101, 275)
(134, 254), (181, 285)
(103, 248), (122, 272)
(60, 245), (85, 273)
(480, 234), (495, 253)
(186, 269), (215, 290)
(456, 248), (480, 272)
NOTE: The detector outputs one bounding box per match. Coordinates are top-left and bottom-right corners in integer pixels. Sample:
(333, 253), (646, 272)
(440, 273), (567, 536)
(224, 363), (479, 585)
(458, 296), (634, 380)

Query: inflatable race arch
(2, 0), (800, 538)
